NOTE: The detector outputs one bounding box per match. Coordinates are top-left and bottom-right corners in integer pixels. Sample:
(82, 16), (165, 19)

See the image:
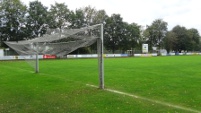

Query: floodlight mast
(98, 24), (104, 89)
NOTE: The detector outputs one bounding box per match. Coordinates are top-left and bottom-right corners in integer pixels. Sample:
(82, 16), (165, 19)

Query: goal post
(4, 24), (105, 89)
(97, 24), (104, 89)
(35, 42), (39, 73)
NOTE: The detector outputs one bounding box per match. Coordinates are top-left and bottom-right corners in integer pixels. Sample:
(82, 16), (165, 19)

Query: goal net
(4, 24), (104, 89)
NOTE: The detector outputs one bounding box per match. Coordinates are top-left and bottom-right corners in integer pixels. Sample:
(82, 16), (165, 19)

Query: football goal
(4, 24), (104, 89)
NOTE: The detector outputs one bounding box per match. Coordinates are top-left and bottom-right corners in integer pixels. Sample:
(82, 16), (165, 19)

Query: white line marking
(86, 84), (201, 113)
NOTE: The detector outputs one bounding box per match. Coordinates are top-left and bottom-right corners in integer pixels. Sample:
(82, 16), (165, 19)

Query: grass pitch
(0, 56), (201, 113)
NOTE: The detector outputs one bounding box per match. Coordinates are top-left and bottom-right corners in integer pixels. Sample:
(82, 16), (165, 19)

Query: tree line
(0, 0), (200, 54)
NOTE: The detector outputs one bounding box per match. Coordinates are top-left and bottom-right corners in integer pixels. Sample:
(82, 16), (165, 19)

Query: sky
(21, 0), (201, 34)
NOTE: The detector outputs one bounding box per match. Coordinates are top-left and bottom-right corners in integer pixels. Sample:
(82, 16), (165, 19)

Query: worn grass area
(0, 56), (201, 113)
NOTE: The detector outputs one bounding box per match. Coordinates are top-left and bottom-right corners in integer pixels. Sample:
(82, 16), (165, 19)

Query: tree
(68, 7), (108, 53)
(127, 23), (141, 51)
(69, 9), (85, 29)
(171, 25), (189, 53)
(26, 0), (48, 39)
(144, 19), (168, 53)
(104, 14), (141, 53)
(48, 2), (70, 29)
(73, 6), (108, 27)
(143, 25), (157, 51)
(119, 22), (141, 53)
(0, 0), (5, 47)
(81, 5), (96, 26)
(152, 19), (168, 50)
(163, 31), (177, 54)
(118, 22), (130, 53)
(164, 26), (201, 53)
(104, 14), (124, 53)
(187, 28), (200, 51)
(93, 9), (108, 25)
(0, 0), (27, 47)
(89, 9), (108, 53)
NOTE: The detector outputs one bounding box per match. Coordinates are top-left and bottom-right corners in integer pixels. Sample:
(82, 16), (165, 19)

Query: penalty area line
(86, 84), (201, 113)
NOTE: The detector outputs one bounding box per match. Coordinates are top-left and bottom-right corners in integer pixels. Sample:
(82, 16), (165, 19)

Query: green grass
(0, 56), (201, 113)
